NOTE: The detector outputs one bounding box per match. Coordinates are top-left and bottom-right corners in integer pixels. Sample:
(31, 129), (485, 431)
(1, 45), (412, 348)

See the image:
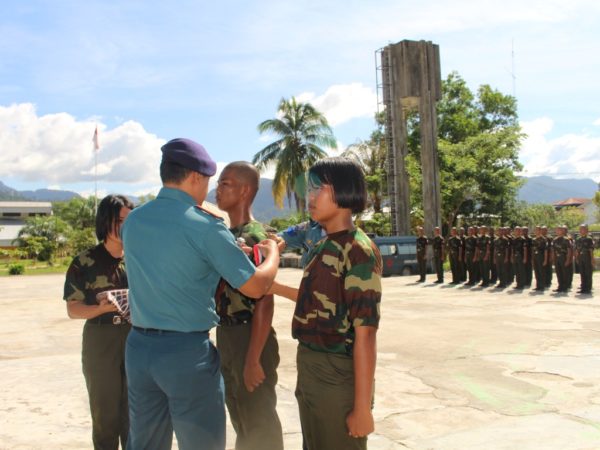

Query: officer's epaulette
(195, 205), (225, 222)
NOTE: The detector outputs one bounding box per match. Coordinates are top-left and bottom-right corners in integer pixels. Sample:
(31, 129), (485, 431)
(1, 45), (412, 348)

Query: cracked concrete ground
(0, 270), (598, 449)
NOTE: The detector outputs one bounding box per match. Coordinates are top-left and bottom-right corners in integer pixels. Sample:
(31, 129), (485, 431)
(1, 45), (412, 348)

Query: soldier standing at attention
(532, 226), (548, 291)
(464, 227), (477, 286)
(214, 162), (283, 450)
(476, 226), (491, 287)
(523, 227), (533, 287)
(489, 227), (497, 285)
(552, 225), (572, 293)
(269, 157), (382, 450)
(566, 227), (575, 290)
(459, 227), (467, 282)
(432, 226), (445, 283)
(416, 226), (428, 283)
(542, 226), (553, 288)
(493, 228), (507, 288)
(512, 226), (527, 290)
(575, 224), (595, 294)
(506, 227), (515, 284)
(447, 227), (462, 284)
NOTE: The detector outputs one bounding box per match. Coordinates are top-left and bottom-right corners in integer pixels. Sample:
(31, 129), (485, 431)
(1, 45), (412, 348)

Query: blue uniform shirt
(122, 187), (256, 332)
(278, 220), (326, 267)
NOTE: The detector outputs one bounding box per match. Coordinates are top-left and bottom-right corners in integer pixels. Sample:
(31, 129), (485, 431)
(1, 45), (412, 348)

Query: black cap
(161, 138), (217, 176)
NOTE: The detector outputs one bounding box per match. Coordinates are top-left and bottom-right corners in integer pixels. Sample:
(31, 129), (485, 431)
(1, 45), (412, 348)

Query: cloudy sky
(1, 0), (599, 197)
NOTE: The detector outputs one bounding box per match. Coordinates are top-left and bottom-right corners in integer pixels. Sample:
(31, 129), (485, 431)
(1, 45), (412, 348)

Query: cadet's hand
(243, 360), (265, 392)
(97, 297), (118, 313)
(346, 408), (374, 438)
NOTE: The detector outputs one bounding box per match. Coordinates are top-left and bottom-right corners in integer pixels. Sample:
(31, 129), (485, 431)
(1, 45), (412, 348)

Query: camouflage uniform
(552, 236), (571, 292)
(532, 236), (547, 290)
(447, 235), (462, 284)
(432, 235), (445, 283)
(416, 236), (428, 282)
(545, 235), (554, 288)
(512, 236), (526, 289)
(293, 228), (382, 450)
(576, 235), (595, 294)
(63, 244), (130, 450)
(494, 236), (509, 287)
(464, 235), (477, 285)
(523, 233), (533, 286)
(215, 220), (283, 450)
(476, 234), (491, 286)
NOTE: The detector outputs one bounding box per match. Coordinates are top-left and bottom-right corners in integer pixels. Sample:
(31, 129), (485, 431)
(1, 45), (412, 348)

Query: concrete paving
(0, 270), (598, 449)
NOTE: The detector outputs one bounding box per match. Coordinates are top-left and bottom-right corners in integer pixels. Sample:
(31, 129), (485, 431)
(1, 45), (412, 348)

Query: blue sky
(1, 0), (599, 198)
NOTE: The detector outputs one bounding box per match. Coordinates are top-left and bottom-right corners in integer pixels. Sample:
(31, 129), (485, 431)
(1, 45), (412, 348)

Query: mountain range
(1, 176), (598, 221)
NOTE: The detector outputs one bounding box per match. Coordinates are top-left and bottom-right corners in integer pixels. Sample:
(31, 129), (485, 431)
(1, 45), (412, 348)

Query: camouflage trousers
(296, 344), (368, 450)
(82, 322), (130, 450)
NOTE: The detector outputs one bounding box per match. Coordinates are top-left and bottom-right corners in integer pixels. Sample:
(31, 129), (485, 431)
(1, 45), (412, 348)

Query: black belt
(132, 326), (208, 335)
(219, 316), (251, 327)
(87, 315), (129, 325)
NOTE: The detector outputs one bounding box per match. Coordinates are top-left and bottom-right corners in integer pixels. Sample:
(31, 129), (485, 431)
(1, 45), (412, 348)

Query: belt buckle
(113, 316), (122, 325)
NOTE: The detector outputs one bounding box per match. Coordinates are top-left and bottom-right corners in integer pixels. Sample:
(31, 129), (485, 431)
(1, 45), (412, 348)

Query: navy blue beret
(161, 138), (217, 176)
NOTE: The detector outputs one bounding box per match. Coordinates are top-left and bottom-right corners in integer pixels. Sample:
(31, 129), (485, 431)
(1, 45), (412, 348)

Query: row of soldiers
(416, 224), (596, 294)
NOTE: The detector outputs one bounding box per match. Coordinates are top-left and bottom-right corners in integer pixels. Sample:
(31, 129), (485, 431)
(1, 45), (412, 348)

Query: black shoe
(434, 280), (443, 283)
(495, 284), (505, 289)
(479, 283), (489, 287)
(580, 290), (591, 294)
(416, 278), (425, 283)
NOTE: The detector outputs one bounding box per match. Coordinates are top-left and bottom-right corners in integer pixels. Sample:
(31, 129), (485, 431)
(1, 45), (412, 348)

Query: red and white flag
(92, 126), (100, 152)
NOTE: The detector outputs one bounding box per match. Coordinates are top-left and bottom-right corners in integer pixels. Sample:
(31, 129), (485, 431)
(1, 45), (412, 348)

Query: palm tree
(253, 97), (336, 212)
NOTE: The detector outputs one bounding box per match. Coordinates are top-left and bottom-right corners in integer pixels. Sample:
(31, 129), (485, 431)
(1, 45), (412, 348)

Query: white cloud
(296, 83), (377, 127)
(0, 103), (165, 188)
(520, 117), (600, 181)
(594, 118), (600, 126)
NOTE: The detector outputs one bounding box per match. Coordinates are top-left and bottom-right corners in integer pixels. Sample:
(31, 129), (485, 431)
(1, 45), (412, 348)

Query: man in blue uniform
(278, 219), (326, 267)
(122, 138), (280, 450)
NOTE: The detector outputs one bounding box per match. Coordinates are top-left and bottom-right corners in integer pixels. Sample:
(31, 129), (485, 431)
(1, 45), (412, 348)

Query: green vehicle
(372, 236), (420, 277)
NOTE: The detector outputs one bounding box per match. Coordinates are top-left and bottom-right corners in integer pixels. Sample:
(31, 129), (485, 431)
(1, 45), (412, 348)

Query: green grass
(0, 257), (70, 276)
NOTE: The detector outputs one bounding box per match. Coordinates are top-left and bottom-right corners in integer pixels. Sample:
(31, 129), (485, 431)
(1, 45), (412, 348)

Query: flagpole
(93, 124), (99, 214)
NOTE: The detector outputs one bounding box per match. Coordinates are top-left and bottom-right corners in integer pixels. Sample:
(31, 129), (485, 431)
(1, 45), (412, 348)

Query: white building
(0, 202), (53, 248)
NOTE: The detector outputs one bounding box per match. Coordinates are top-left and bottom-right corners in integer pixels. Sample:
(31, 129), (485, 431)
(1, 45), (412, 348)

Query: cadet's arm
(346, 325), (377, 438)
(238, 240), (280, 299)
(268, 280), (299, 302)
(66, 299), (116, 319)
(244, 295), (274, 392)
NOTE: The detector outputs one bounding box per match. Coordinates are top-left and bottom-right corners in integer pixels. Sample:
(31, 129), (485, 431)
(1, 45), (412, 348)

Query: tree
(342, 113), (387, 213)
(556, 207), (587, 230)
(14, 216), (69, 262)
(253, 97), (336, 212)
(406, 71), (523, 228)
(594, 191), (600, 223)
(53, 197), (97, 230)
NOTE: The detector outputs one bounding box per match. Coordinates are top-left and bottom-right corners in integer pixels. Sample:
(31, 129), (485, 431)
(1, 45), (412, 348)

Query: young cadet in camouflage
(416, 226), (428, 282)
(214, 162), (283, 450)
(446, 227), (462, 284)
(494, 228), (509, 288)
(575, 224), (595, 294)
(271, 157), (382, 450)
(532, 226), (548, 291)
(552, 226), (572, 293)
(63, 195), (133, 450)
(542, 226), (553, 288)
(476, 226), (491, 287)
(464, 227), (477, 286)
(512, 227), (526, 289)
(432, 227), (445, 283)
(523, 227), (533, 287)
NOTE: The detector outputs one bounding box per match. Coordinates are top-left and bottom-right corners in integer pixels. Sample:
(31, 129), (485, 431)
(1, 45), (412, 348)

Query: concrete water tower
(377, 40), (442, 238)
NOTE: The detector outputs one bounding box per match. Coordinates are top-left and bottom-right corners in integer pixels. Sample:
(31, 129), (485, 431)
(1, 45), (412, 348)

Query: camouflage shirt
(447, 236), (462, 256)
(576, 236), (594, 259)
(552, 236), (571, 258)
(63, 244), (128, 322)
(494, 236), (508, 259)
(432, 236), (445, 256)
(465, 236), (477, 255)
(512, 236), (525, 257)
(476, 235), (491, 260)
(532, 236), (547, 257)
(215, 220), (271, 323)
(292, 228), (382, 355)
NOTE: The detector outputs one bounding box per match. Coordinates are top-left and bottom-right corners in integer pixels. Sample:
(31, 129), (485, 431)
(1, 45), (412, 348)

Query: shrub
(8, 263), (25, 275)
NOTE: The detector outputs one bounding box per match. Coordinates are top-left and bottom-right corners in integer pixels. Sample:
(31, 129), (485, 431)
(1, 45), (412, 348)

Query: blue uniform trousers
(125, 327), (225, 450)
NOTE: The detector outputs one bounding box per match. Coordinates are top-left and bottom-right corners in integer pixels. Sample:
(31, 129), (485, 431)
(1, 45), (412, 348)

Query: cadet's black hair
(160, 160), (193, 184)
(96, 195), (134, 242)
(308, 157), (367, 214)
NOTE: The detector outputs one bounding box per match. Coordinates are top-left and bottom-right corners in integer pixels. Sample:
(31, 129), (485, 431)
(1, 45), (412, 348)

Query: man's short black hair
(309, 157), (367, 214)
(96, 194), (134, 242)
(160, 160), (193, 184)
